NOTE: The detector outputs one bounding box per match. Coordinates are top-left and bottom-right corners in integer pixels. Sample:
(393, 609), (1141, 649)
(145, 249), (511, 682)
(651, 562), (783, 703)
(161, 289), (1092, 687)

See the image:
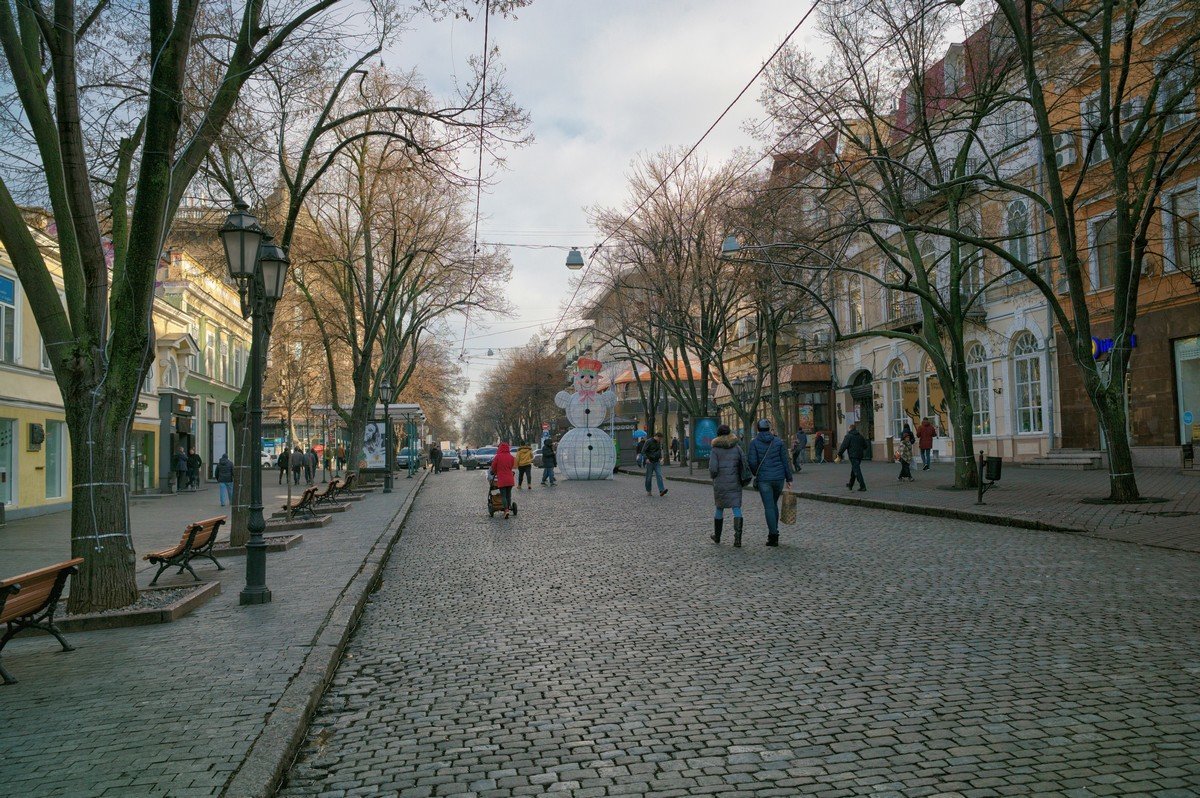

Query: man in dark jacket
(277, 448), (289, 484)
(216, 453), (235, 507)
(186, 448), (203, 491)
(747, 419), (793, 546)
(643, 433), (667, 496)
(540, 439), (557, 486)
(837, 423), (870, 491)
(173, 446), (189, 492)
(292, 445), (304, 485)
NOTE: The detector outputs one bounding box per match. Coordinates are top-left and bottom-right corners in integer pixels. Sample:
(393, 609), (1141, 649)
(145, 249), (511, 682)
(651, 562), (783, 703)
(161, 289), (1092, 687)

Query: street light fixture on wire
(219, 201), (290, 606)
(380, 378), (395, 494)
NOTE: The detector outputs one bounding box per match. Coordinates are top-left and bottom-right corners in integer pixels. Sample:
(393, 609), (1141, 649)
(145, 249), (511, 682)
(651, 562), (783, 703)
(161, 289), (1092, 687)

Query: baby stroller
(487, 475), (518, 517)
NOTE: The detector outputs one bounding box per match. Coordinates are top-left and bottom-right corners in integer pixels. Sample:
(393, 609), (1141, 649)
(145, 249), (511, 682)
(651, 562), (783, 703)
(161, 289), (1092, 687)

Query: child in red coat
(489, 442), (517, 518)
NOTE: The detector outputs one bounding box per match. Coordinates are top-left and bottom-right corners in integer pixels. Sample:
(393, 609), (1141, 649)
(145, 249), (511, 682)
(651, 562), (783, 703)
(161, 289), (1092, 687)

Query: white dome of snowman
(554, 357), (616, 479)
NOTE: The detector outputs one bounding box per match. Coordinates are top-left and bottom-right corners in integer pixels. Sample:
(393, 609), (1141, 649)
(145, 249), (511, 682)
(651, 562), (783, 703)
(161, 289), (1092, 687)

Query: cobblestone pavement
(0, 475), (420, 798)
(279, 471), (1200, 798)
(648, 460), (1200, 554)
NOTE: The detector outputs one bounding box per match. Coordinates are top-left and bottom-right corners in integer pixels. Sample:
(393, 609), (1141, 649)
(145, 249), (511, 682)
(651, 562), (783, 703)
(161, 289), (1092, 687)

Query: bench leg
(149, 561), (170, 586)
(182, 561), (201, 581)
(202, 554), (226, 571)
(0, 659), (14, 685)
(44, 623), (74, 653)
(0, 625), (18, 685)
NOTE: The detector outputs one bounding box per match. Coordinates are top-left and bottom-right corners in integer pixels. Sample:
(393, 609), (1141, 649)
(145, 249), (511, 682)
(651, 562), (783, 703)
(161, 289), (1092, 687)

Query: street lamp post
(220, 201), (289, 606)
(380, 379), (394, 494)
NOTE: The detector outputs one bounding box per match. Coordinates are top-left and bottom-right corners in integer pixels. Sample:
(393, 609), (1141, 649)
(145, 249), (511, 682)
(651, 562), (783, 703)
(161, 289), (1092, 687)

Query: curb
(615, 467), (1087, 535)
(219, 470), (428, 798)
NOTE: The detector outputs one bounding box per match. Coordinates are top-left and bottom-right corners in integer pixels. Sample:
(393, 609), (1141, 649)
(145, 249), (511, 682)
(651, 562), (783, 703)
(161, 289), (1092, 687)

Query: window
(847, 280), (864, 333)
(1013, 332), (1044, 433)
(1161, 57), (1197, 130)
(0, 275), (16, 364)
(41, 342), (52, 371)
(919, 238), (946, 298)
(205, 332), (215, 377)
(164, 359), (179, 389)
(220, 337), (229, 384)
(886, 267), (912, 321)
(960, 224), (984, 299)
(1082, 94), (1108, 163)
(143, 366), (155, 394)
(1005, 201), (1031, 277)
(1166, 189), (1199, 272)
(1000, 105), (1024, 146)
(890, 362), (906, 438)
(967, 344), (992, 435)
(1094, 216), (1117, 289)
(923, 359), (947, 434)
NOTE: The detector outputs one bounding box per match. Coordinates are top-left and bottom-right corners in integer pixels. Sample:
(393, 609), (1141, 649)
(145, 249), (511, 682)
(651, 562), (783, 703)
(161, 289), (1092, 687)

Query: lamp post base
(239, 586), (273, 605)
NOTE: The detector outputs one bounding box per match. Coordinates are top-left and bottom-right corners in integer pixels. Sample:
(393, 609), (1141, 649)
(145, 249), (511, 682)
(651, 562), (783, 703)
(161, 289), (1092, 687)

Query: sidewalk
(0, 471), (427, 798)
(644, 459), (1200, 553)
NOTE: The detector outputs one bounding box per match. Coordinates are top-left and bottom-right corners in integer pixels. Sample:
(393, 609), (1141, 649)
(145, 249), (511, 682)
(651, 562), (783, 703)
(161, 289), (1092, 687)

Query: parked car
(468, 446), (498, 470)
(532, 448), (543, 469)
(396, 447), (425, 470)
(438, 448), (460, 471)
(261, 452), (275, 468)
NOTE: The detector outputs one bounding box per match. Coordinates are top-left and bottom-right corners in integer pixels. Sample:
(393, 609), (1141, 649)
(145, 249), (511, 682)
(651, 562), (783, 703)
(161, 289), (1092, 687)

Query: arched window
(1012, 332), (1043, 433)
(889, 361), (908, 438)
(164, 359), (179, 389)
(1006, 200), (1030, 273)
(1094, 216), (1117, 289)
(966, 344), (991, 435)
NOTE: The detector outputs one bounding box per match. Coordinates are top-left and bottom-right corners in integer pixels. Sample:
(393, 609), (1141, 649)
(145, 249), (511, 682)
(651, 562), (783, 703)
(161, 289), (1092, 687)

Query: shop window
(1013, 332), (1044, 433)
(967, 344), (992, 435)
(1175, 336), (1200, 444)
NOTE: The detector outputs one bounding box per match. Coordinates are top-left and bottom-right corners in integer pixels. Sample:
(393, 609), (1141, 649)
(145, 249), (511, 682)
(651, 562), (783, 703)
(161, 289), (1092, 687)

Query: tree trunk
(1095, 384), (1140, 502)
(65, 404), (139, 614)
(948, 375), (979, 490)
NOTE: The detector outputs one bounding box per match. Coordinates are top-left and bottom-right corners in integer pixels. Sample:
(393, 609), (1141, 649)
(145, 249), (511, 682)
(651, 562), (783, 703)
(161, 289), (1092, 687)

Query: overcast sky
(389, 1), (817, 418)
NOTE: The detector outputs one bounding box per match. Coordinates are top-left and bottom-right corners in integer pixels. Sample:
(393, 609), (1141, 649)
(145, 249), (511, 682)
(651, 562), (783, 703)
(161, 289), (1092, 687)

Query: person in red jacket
(489, 442), (517, 518)
(916, 418), (937, 471)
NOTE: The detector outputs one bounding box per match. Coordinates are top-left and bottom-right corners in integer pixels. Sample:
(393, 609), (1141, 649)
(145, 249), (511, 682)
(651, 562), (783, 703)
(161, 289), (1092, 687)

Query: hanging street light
(565, 247), (586, 270)
(219, 201), (289, 606)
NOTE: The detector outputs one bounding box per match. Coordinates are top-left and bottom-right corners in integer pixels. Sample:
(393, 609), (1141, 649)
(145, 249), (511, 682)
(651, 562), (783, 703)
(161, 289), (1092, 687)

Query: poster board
(359, 419), (388, 472)
(693, 417), (718, 459)
(211, 421), (229, 477)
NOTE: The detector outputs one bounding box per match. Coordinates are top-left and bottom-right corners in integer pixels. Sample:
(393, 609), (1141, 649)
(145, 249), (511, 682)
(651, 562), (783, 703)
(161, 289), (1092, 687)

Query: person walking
(916, 418), (936, 470)
(173, 446), (189, 492)
(516, 442), (534, 490)
(813, 431), (826, 464)
(216, 453), (235, 507)
(336, 443), (347, 475)
(898, 426), (915, 482)
(838, 423), (870, 491)
(670, 437), (680, 465)
(643, 432), (667, 497)
(291, 445), (304, 485)
(708, 425), (747, 547)
(277, 448), (289, 485)
(747, 419), (793, 547)
(792, 428), (809, 471)
(540, 439), (557, 486)
(429, 445), (443, 473)
(489, 442), (517, 519)
(186, 448), (202, 491)
(305, 447), (317, 485)
(635, 435), (646, 468)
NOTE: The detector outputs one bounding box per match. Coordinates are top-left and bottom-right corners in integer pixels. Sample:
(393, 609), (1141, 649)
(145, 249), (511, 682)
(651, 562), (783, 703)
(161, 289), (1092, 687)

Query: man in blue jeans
(643, 432), (668, 497)
(748, 419), (793, 546)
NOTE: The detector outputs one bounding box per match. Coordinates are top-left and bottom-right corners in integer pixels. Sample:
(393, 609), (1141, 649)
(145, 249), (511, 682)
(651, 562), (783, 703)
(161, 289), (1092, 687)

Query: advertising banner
(360, 420), (388, 472)
(693, 417), (718, 459)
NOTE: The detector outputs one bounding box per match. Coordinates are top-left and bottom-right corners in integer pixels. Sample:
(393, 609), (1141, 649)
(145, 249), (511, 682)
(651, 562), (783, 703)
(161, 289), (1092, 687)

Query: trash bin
(985, 456), (1002, 482)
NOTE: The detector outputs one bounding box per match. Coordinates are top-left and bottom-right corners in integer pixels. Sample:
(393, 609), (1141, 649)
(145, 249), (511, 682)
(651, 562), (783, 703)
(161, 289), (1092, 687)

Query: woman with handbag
(747, 419), (793, 547)
(708, 424), (748, 547)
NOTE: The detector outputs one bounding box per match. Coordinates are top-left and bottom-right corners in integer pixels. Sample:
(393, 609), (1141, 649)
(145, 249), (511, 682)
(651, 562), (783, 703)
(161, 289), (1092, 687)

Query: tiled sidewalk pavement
(645, 459), (1200, 553)
(280, 470), (1200, 798)
(0, 472), (425, 798)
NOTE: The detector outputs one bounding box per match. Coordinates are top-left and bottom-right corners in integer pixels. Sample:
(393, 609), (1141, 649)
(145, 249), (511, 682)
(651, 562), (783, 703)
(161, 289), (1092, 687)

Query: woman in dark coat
(708, 425), (746, 547)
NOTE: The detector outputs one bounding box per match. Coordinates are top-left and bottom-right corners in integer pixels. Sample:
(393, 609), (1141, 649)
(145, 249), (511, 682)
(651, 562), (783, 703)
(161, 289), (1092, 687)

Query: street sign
(1185, 411), (1194, 425)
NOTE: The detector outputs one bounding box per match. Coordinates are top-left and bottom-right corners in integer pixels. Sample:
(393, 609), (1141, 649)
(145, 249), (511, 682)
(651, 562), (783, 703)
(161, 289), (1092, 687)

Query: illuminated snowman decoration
(554, 357), (616, 480)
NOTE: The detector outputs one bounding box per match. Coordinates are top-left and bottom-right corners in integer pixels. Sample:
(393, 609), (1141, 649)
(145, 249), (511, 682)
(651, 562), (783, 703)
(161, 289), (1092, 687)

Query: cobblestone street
(280, 471), (1200, 797)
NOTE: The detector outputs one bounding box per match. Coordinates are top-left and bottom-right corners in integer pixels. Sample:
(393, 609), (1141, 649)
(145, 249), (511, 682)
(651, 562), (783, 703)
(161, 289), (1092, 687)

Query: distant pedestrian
(186, 448), (202, 491)
(305, 447), (317, 485)
(489, 442), (516, 518)
(429, 445), (443, 473)
(173, 446), (189, 492)
(747, 419), (792, 547)
(708, 424), (746, 547)
(336, 443), (347, 475)
(516, 442), (534, 489)
(540, 439), (557, 486)
(670, 437), (680, 464)
(792, 428), (808, 470)
(898, 426), (915, 482)
(917, 418), (936, 470)
(635, 435), (646, 467)
(838, 423), (870, 492)
(277, 449), (289, 484)
(292, 445), (303, 485)
(643, 432), (667, 497)
(216, 453), (234, 507)
(813, 432), (826, 464)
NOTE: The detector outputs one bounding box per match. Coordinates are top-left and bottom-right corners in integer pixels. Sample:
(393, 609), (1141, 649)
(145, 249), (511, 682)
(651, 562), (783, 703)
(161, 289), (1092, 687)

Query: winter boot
(711, 518), (723, 544)
(766, 533), (779, 547)
(733, 517), (744, 547)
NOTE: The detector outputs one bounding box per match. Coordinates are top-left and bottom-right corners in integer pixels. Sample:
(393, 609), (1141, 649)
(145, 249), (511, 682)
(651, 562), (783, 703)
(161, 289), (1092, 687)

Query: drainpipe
(1037, 137), (1057, 456)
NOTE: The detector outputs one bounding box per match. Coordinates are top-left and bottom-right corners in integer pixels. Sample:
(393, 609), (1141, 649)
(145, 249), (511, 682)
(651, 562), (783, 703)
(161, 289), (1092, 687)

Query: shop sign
(174, 397), (194, 415)
(1091, 335), (1137, 359)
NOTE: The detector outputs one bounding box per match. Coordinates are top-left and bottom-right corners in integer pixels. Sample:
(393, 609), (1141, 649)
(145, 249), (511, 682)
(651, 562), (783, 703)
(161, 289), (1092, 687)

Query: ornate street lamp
(720, 235), (741, 257)
(220, 201), (289, 606)
(379, 378), (395, 494)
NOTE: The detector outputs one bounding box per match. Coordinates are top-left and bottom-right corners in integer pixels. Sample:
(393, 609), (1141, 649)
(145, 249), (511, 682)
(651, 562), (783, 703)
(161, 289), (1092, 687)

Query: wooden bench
(144, 516), (227, 586)
(282, 486), (319, 519)
(1, 557), (84, 685)
(329, 472), (356, 502)
(313, 478), (342, 506)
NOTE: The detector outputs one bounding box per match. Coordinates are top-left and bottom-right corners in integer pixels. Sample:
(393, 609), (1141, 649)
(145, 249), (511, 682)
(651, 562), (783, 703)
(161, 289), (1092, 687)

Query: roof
(613, 361), (702, 385)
